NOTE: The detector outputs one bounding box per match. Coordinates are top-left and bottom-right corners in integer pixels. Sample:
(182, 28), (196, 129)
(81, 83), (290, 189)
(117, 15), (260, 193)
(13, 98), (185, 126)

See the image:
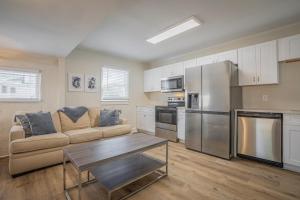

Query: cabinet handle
(253, 76), (256, 83)
(257, 76), (260, 83)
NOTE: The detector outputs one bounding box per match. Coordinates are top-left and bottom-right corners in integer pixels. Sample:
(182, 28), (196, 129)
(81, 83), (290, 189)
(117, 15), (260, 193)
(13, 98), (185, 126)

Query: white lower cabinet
(136, 106), (155, 134)
(177, 108), (185, 142)
(283, 114), (300, 172)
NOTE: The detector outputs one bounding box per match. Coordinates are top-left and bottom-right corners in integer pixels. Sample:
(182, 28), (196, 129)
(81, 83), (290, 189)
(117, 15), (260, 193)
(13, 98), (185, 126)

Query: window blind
(101, 67), (129, 101)
(0, 69), (41, 101)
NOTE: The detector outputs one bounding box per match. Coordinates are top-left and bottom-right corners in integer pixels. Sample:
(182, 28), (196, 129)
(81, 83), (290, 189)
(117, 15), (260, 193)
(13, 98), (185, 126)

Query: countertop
(235, 108), (300, 115)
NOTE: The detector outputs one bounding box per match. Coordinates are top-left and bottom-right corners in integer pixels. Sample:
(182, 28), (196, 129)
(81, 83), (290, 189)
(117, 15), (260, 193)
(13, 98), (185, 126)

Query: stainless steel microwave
(161, 75), (184, 93)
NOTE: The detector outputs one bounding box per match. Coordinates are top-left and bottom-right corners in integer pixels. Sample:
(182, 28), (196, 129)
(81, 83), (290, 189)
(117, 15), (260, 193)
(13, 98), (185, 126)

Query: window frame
(0, 67), (42, 102)
(100, 66), (130, 102)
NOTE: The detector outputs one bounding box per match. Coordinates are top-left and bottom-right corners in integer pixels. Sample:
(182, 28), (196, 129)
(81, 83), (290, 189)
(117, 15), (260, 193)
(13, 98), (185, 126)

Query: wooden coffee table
(63, 133), (168, 200)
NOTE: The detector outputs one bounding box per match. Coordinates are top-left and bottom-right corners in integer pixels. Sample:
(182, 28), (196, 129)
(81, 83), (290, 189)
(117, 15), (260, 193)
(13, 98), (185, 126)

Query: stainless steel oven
(155, 106), (178, 142)
(161, 75), (184, 93)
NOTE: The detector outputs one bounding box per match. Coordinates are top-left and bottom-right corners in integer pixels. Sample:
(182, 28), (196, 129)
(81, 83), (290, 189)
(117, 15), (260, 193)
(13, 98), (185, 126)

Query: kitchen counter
(235, 108), (300, 115)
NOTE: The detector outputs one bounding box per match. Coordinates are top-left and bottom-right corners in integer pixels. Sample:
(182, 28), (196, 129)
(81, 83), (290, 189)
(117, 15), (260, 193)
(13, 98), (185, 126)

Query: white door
(238, 45), (257, 86)
(256, 40), (278, 85)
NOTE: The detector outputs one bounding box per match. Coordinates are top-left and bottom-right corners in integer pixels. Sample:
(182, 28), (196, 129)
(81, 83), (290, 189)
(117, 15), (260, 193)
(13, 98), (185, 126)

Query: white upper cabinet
(183, 58), (197, 69)
(238, 45), (257, 86)
(144, 70), (151, 92)
(197, 55), (215, 66)
(196, 49), (238, 66)
(161, 62), (184, 78)
(238, 40), (278, 86)
(214, 49), (238, 64)
(257, 40), (278, 85)
(144, 68), (161, 92)
(278, 34), (300, 62)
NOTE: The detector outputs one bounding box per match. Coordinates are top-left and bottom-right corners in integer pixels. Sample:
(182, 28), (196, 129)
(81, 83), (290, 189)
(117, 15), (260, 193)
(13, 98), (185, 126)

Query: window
(101, 67), (129, 101)
(0, 68), (41, 101)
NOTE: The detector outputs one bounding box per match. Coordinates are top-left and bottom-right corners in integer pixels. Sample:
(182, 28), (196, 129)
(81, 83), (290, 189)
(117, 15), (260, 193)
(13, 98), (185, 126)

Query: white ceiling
(80, 0), (300, 62)
(0, 0), (118, 56)
(1, 0), (300, 61)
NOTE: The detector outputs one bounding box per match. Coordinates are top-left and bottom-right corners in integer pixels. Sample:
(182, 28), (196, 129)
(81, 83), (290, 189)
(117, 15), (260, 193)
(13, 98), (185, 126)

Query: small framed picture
(85, 74), (98, 93)
(68, 73), (83, 92)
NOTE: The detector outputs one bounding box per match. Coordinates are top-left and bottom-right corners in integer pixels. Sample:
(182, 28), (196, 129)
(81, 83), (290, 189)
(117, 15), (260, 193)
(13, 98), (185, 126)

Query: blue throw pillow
(25, 112), (57, 135)
(15, 115), (32, 138)
(99, 109), (121, 127)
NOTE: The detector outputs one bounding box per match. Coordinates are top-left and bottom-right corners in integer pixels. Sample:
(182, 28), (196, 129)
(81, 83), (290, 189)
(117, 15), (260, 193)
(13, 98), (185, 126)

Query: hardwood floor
(1, 142), (300, 200)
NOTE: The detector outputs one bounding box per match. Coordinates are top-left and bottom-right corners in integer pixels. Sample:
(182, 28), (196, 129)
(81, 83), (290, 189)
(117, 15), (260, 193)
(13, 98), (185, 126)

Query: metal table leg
(166, 142), (168, 175)
(78, 171), (82, 200)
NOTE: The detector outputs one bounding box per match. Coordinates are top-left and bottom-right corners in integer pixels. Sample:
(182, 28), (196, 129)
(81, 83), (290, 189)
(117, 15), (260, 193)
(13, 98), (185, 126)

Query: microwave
(161, 75), (184, 93)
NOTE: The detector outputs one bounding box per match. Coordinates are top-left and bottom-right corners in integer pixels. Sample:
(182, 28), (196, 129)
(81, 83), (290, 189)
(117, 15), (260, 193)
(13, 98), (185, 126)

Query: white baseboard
(284, 163), (300, 173)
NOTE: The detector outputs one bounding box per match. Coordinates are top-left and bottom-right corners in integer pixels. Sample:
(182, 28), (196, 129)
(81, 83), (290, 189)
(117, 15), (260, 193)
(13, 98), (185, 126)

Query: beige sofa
(9, 107), (132, 176)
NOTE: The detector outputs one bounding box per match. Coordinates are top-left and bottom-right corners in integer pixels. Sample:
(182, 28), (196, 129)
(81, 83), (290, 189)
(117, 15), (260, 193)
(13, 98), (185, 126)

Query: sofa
(8, 107), (132, 176)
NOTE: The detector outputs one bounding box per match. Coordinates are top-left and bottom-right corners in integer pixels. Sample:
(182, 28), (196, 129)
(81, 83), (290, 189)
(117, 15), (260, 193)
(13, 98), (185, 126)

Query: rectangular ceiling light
(146, 17), (201, 44)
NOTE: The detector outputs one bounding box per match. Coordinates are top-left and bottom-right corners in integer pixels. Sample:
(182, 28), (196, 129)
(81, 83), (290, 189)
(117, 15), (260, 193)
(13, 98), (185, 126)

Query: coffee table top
(63, 133), (168, 171)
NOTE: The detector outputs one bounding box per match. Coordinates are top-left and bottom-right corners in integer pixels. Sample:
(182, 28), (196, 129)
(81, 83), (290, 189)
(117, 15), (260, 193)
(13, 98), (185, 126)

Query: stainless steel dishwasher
(237, 111), (283, 167)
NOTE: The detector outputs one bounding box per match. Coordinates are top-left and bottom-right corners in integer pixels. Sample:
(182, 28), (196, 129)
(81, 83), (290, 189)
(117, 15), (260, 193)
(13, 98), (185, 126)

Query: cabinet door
(214, 50), (238, 64)
(197, 55), (215, 66)
(238, 45), (257, 86)
(160, 65), (171, 78)
(184, 59), (197, 69)
(152, 68), (162, 91)
(278, 34), (300, 61)
(136, 111), (144, 130)
(256, 40), (278, 85)
(283, 114), (300, 167)
(144, 70), (151, 92)
(173, 62), (184, 76)
(146, 110), (155, 134)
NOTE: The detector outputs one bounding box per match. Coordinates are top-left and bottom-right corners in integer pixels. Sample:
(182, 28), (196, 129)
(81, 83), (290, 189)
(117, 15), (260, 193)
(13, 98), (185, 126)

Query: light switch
(262, 95), (269, 102)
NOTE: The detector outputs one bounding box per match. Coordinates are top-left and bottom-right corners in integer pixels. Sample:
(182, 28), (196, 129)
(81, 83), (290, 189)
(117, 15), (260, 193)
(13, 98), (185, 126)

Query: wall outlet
(262, 95), (269, 102)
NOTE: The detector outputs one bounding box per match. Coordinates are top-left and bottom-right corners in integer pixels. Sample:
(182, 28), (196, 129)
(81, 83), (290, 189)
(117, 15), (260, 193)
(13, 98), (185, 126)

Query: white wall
(0, 49), (65, 156)
(65, 48), (149, 127)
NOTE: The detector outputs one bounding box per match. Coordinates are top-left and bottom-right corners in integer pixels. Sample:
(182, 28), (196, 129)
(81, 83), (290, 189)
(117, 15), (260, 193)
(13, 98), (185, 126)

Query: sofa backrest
(13, 107), (103, 133)
(58, 111), (91, 132)
(88, 107), (100, 127)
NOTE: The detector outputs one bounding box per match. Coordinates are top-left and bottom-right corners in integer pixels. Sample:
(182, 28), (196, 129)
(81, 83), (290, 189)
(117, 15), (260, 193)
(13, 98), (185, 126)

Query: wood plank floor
(1, 142), (300, 200)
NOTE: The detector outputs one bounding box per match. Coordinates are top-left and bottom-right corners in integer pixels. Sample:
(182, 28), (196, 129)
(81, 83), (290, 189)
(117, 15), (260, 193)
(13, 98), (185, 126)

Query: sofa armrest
(9, 125), (25, 142)
(120, 118), (128, 124)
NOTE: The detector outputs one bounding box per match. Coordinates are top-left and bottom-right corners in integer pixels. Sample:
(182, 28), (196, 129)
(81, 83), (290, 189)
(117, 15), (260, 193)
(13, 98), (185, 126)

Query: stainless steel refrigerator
(185, 61), (242, 159)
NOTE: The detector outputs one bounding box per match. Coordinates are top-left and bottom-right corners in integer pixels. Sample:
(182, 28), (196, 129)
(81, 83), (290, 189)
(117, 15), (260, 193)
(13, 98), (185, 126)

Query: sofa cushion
(15, 115), (32, 137)
(10, 133), (69, 154)
(26, 112), (57, 135)
(63, 128), (102, 144)
(59, 111), (91, 132)
(98, 124), (132, 138)
(99, 109), (121, 127)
